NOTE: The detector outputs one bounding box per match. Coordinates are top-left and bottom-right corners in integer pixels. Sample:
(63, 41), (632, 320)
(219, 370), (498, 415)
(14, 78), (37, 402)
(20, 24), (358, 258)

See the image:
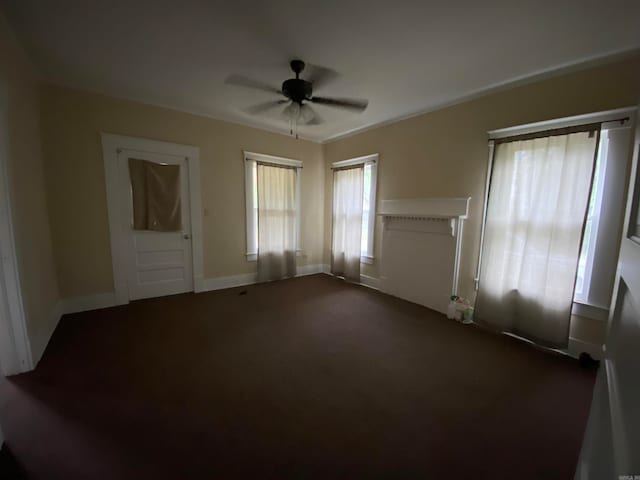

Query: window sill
(571, 302), (609, 322)
(246, 250), (305, 262)
(361, 255), (374, 265)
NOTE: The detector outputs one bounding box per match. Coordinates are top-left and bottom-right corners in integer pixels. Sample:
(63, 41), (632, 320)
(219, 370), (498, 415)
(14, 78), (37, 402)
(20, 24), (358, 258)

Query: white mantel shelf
(378, 197), (470, 314)
(378, 197), (470, 219)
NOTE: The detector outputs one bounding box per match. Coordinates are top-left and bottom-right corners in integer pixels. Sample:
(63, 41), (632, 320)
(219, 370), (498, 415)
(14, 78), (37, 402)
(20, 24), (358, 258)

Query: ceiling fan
(225, 60), (368, 132)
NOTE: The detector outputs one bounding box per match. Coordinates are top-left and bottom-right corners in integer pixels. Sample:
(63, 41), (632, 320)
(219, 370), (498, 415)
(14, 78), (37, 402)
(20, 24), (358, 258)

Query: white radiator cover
(378, 197), (470, 314)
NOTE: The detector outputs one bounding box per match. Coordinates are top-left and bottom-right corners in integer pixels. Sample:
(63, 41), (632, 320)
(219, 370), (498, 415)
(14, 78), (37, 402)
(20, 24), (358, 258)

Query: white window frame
(574, 130), (608, 304)
(244, 151), (302, 262)
(480, 106), (637, 322)
(331, 153), (378, 264)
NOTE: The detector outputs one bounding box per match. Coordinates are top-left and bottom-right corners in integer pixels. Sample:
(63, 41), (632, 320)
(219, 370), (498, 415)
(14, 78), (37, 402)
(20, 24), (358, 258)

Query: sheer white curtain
(257, 164), (297, 282)
(475, 131), (598, 347)
(332, 167), (364, 282)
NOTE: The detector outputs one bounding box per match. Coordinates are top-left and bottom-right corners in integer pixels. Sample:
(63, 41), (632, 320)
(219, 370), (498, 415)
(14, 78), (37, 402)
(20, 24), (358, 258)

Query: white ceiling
(3, 0), (640, 142)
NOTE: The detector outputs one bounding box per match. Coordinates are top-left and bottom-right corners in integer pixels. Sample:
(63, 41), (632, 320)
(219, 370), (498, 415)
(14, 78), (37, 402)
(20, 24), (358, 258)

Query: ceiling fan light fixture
(300, 104), (315, 123)
(284, 102), (301, 119)
(226, 59), (368, 137)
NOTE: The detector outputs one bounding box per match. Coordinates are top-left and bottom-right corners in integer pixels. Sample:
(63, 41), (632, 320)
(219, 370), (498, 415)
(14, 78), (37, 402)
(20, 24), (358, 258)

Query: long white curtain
(475, 131), (598, 347)
(332, 167), (364, 282)
(257, 164), (297, 282)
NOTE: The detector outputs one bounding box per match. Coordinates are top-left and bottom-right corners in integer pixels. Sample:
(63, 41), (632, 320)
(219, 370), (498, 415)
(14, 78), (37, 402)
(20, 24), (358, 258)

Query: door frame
(0, 83), (33, 374)
(101, 133), (204, 305)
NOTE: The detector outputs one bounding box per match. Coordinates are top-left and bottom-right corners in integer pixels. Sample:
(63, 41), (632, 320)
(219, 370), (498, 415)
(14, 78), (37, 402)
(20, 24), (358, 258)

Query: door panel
(575, 108), (640, 478)
(119, 149), (193, 300)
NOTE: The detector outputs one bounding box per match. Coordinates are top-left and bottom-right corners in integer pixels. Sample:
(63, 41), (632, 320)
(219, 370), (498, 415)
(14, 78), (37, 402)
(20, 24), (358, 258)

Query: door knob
(183, 233), (191, 240)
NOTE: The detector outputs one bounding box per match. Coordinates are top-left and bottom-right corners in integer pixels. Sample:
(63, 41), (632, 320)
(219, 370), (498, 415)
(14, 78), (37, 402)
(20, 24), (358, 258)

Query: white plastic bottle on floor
(447, 295), (457, 320)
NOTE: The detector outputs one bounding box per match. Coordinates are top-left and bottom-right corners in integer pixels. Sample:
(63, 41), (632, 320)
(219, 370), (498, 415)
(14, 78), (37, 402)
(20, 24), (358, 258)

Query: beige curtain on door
(331, 166), (364, 282)
(475, 131), (598, 348)
(257, 163), (297, 282)
(129, 158), (181, 231)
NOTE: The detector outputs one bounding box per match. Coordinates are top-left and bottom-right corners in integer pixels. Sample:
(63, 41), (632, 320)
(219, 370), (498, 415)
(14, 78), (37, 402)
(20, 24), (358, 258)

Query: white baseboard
(55, 266), (330, 316)
(198, 264), (329, 293)
(30, 299), (63, 368)
(568, 337), (604, 360)
(296, 264), (327, 277)
(360, 274), (380, 290)
(61, 292), (117, 315)
(571, 302), (609, 322)
(201, 272), (257, 292)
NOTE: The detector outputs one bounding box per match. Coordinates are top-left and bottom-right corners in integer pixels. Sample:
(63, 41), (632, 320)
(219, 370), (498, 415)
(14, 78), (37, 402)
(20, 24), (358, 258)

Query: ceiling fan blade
(244, 100), (288, 115)
(300, 104), (323, 125)
(304, 64), (338, 91)
(225, 74), (281, 94)
(309, 96), (368, 112)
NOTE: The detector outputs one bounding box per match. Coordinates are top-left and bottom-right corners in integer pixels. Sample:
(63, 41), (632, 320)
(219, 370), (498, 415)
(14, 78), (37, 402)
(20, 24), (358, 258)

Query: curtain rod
(331, 164), (366, 172)
(250, 160), (302, 169)
(331, 160), (376, 171)
(492, 117), (630, 145)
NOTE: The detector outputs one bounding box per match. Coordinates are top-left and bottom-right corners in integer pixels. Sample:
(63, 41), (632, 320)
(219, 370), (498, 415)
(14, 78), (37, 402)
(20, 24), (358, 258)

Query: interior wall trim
(55, 266), (332, 316)
(101, 133), (204, 305)
(61, 292), (118, 316)
(568, 336), (604, 360)
(360, 274), (381, 290)
(31, 300), (64, 368)
(571, 302), (609, 322)
(0, 92), (34, 375)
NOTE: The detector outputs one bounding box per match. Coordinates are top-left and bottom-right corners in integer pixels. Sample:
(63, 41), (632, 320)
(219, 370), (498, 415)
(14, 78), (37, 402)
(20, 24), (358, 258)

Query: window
(482, 108), (635, 324)
(573, 121), (632, 309)
(244, 151), (302, 261)
(574, 130), (607, 302)
(331, 154), (378, 263)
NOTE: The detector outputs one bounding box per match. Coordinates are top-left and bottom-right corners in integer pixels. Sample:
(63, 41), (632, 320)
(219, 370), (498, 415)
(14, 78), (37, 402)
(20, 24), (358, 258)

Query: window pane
(361, 164), (372, 255)
(252, 162), (258, 249)
(574, 132), (606, 302)
(633, 148), (640, 240)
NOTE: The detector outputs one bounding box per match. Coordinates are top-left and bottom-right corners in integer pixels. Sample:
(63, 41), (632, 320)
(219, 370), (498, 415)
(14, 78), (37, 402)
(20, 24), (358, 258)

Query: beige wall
(40, 85), (325, 298)
(323, 54), (640, 302)
(32, 53), (640, 317)
(0, 14), (59, 363)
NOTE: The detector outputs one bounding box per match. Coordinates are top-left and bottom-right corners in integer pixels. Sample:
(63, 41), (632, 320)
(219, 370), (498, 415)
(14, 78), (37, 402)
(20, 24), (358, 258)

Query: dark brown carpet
(0, 274), (595, 479)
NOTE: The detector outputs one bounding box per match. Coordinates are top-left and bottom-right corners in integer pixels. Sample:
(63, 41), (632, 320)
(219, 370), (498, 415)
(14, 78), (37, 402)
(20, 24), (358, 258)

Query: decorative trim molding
(0, 104), (33, 374)
(378, 197), (469, 314)
(571, 302), (609, 322)
(379, 197), (470, 219)
(201, 272), (257, 292)
(331, 153), (378, 169)
(30, 300), (63, 367)
(49, 266), (330, 319)
(62, 292), (117, 315)
(360, 274), (381, 290)
(323, 50), (640, 143)
(243, 151), (303, 168)
(296, 264), (326, 277)
(568, 336), (604, 360)
(201, 264), (329, 292)
(488, 107), (636, 139)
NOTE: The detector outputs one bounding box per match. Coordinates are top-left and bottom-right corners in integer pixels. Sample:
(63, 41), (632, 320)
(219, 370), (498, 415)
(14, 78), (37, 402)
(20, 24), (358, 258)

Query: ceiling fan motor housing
(282, 78), (312, 105)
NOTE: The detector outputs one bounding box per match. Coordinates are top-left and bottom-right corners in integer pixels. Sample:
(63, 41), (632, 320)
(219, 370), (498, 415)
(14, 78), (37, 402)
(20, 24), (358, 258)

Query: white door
(575, 108), (640, 479)
(119, 149), (193, 300)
